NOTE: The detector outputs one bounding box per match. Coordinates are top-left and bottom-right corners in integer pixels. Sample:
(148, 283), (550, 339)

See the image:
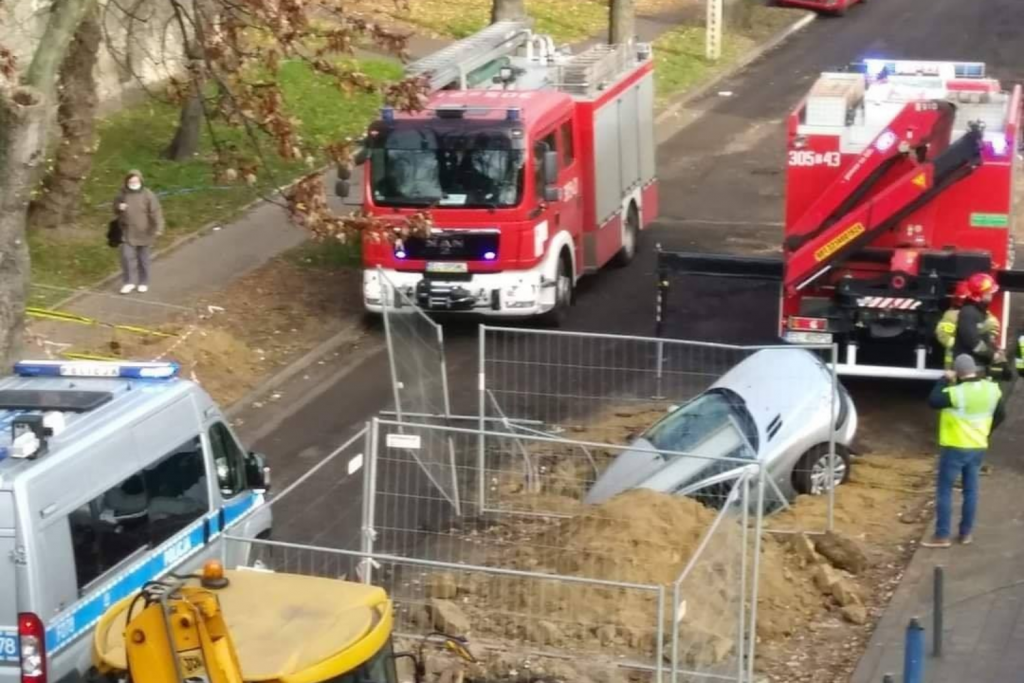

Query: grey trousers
(120, 243), (151, 285)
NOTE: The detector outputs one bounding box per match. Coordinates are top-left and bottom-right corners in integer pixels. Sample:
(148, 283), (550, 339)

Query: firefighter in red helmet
(953, 273), (1010, 380)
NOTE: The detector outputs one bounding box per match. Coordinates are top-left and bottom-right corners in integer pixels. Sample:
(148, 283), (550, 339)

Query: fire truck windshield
(368, 122), (525, 209)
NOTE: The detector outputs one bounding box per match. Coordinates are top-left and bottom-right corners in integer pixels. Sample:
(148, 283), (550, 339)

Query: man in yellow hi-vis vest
(922, 354), (1005, 548)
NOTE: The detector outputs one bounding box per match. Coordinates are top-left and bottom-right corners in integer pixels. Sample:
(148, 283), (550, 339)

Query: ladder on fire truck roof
(556, 42), (637, 97)
(405, 19), (533, 93)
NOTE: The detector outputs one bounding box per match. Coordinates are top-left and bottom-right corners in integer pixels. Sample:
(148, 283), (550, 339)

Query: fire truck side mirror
(335, 179), (351, 198)
(543, 150), (559, 185)
(543, 185), (561, 202)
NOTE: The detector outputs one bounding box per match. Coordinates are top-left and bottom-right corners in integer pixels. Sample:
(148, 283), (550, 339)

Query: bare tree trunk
(28, 8), (103, 231)
(0, 88), (47, 363)
(0, 0), (94, 364)
(165, 92), (203, 160)
(164, 40), (205, 161)
(491, 0), (526, 23)
(609, 0), (636, 46)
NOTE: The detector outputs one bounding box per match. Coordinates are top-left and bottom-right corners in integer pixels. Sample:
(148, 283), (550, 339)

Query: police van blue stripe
(43, 492), (260, 654)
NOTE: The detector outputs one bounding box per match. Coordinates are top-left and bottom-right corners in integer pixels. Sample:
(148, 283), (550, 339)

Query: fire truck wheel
(611, 203), (640, 267)
(540, 254), (573, 327)
(792, 444), (851, 496)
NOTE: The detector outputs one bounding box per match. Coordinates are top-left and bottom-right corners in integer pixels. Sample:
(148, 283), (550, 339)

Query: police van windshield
(369, 123), (525, 209)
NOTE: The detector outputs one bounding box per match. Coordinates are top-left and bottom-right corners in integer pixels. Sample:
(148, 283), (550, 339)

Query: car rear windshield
(644, 388), (759, 459)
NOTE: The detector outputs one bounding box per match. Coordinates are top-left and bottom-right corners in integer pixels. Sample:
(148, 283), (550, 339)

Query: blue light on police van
(483, 251), (497, 261)
(381, 106), (395, 122)
(13, 360), (180, 380)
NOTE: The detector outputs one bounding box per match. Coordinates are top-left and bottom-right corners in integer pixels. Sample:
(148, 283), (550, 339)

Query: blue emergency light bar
(856, 59), (986, 79)
(13, 360), (180, 380)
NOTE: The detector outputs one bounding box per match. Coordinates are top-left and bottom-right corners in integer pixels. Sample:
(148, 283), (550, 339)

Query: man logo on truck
(814, 222), (865, 262)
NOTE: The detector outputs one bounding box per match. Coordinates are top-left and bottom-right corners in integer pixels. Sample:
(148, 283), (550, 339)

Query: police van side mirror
(245, 451), (271, 493)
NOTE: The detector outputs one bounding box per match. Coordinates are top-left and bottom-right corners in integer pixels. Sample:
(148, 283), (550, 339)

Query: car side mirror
(543, 149), (559, 185)
(245, 451), (271, 493)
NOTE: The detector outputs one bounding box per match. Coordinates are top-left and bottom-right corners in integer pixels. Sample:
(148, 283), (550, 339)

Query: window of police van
(68, 436), (210, 591)
(207, 422), (246, 498)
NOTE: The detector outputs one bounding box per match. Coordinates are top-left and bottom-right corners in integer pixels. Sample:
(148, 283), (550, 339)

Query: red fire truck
(658, 59), (1024, 380)
(341, 21), (658, 322)
(775, 0), (864, 16)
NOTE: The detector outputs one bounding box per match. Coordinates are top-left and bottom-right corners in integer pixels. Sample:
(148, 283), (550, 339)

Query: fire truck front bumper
(363, 268), (555, 316)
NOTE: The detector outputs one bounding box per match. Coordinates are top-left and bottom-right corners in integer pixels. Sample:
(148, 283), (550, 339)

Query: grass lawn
(29, 57), (402, 305)
(393, 0), (608, 43)
(654, 5), (808, 107)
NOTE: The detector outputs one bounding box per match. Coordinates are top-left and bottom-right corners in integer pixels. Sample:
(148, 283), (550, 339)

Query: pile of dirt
(434, 443), (935, 671)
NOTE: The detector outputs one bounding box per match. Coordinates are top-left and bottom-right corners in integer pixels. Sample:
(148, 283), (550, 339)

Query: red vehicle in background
(775, 0), (865, 16)
(341, 21), (658, 323)
(658, 59), (1024, 380)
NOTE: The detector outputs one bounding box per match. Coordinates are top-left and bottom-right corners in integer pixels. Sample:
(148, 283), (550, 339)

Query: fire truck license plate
(784, 331), (833, 345)
(426, 262), (468, 274)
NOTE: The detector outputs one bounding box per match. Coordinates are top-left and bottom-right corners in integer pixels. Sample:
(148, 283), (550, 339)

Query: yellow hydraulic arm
(122, 565), (244, 683)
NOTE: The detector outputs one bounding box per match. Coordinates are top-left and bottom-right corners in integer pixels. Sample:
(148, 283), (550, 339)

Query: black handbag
(106, 219), (122, 248)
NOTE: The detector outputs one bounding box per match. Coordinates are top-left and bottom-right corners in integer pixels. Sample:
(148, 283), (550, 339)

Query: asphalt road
(236, 0), (1024, 552)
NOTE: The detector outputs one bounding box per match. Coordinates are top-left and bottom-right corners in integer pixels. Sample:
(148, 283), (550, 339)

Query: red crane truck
(340, 21), (658, 323)
(657, 59), (1024, 380)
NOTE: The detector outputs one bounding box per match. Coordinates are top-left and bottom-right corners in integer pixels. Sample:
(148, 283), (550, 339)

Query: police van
(0, 360), (272, 683)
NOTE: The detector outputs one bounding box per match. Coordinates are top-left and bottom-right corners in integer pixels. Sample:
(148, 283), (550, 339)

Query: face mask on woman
(127, 179), (142, 191)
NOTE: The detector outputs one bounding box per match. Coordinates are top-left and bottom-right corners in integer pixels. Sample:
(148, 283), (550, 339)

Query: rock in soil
(841, 603), (869, 625)
(831, 578), (863, 607)
(814, 531), (870, 574)
(429, 599), (471, 637)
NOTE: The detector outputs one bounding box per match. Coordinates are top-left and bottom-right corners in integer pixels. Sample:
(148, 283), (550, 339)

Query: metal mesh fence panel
(479, 326), (844, 535)
(367, 419), (758, 671)
(379, 268), (461, 515)
(670, 469), (762, 683)
(247, 428), (371, 574)
(228, 537), (667, 674)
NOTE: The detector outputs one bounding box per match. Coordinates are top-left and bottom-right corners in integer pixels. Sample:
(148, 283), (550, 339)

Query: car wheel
(611, 203), (640, 267)
(792, 444), (851, 495)
(539, 254), (573, 327)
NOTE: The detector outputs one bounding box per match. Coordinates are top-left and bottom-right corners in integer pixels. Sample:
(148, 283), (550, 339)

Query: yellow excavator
(90, 560), (474, 683)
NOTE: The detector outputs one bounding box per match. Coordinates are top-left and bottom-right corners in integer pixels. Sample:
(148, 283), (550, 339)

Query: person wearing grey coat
(113, 169), (164, 294)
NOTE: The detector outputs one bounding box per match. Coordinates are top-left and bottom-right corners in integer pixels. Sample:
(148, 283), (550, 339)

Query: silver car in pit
(584, 347), (858, 506)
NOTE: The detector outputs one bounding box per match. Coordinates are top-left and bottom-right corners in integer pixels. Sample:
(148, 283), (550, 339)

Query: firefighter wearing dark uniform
(936, 279), (1001, 370)
(953, 273), (1010, 380)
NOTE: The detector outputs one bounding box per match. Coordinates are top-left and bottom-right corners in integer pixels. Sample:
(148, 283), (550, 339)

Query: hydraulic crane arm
(784, 120), (984, 295)
(786, 100), (957, 251)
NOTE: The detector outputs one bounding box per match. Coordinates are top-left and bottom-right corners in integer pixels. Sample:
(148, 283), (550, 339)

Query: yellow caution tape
(26, 307), (177, 339)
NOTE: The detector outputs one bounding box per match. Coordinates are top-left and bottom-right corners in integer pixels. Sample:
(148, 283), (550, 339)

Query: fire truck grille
(402, 232), (499, 261)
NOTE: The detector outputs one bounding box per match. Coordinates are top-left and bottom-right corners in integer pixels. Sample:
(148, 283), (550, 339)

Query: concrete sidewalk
(850, 403), (1024, 683)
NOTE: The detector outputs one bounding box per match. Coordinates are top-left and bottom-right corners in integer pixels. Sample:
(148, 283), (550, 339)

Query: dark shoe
(921, 536), (953, 548)
(959, 534), (974, 545)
